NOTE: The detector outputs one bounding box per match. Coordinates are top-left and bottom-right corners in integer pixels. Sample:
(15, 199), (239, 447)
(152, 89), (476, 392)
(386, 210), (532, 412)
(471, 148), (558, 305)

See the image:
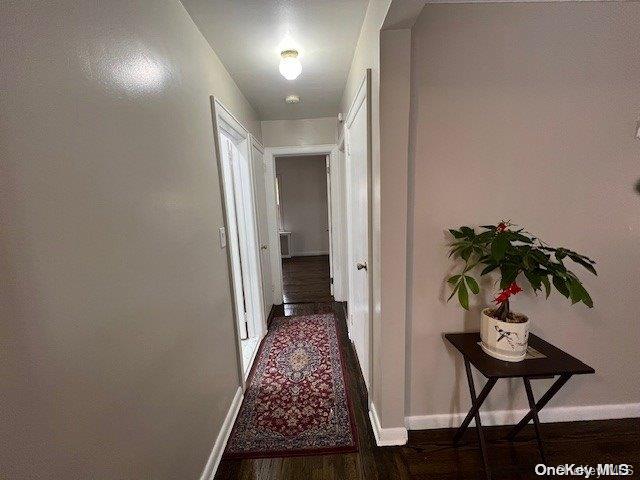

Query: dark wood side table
(444, 332), (595, 480)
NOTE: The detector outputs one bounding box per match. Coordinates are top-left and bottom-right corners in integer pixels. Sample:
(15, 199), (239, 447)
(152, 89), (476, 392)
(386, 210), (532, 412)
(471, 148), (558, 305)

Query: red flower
(508, 283), (523, 295)
(495, 291), (510, 303)
(494, 282), (522, 304)
(497, 222), (508, 232)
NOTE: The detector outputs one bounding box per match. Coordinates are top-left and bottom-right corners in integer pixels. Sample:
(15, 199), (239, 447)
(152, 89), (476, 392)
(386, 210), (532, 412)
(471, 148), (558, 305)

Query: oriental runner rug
(224, 314), (358, 458)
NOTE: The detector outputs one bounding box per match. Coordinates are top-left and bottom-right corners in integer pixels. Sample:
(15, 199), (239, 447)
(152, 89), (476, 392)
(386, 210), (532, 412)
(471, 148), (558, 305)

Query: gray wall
(276, 156), (330, 256)
(1, 0), (260, 478)
(407, 2), (640, 418)
(262, 117), (337, 147)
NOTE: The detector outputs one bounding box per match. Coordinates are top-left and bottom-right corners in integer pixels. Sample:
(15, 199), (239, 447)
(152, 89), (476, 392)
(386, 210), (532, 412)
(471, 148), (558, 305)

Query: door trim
(248, 135), (273, 319)
(263, 144), (344, 305)
(210, 97), (266, 385)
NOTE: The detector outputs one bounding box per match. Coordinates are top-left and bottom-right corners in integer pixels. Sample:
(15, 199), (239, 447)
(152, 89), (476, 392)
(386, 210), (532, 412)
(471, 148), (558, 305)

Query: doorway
(264, 145), (346, 310)
(212, 98), (266, 381)
(275, 155), (332, 305)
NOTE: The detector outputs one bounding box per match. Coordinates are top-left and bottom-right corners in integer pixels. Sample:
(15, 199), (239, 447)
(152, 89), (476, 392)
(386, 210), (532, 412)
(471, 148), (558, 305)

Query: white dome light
(285, 94), (300, 104)
(279, 50), (302, 80)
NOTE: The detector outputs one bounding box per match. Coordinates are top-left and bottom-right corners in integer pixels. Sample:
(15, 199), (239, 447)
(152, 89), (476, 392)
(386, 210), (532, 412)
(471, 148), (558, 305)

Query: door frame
(263, 144), (345, 305)
(343, 70), (373, 391)
(325, 155), (334, 297)
(210, 97), (266, 383)
(248, 135), (273, 319)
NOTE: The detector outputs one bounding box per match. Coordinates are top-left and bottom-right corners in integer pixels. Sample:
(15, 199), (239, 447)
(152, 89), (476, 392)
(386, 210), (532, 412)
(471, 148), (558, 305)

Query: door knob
(261, 244), (268, 250)
(356, 261), (367, 271)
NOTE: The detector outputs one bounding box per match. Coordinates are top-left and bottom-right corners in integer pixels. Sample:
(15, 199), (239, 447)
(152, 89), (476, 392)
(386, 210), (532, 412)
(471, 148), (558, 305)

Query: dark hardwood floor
(217, 301), (640, 479)
(281, 255), (332, 303)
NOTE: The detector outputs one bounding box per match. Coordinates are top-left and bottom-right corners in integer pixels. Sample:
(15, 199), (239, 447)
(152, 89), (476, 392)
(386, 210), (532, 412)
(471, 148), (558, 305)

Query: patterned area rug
(224, 314), (358, 458)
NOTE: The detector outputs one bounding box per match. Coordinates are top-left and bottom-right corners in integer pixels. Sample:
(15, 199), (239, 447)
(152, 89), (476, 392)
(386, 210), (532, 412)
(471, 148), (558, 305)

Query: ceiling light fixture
(285, 94), (300, 104)
(279, 49), (302, 80)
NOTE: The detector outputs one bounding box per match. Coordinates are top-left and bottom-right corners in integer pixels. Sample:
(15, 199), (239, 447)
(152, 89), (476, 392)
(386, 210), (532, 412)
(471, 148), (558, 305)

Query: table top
(445, 332), (595, 379)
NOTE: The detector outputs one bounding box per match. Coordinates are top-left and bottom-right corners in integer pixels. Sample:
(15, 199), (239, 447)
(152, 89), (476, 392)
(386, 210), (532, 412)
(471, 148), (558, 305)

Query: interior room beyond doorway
(276, 154), (332, 304)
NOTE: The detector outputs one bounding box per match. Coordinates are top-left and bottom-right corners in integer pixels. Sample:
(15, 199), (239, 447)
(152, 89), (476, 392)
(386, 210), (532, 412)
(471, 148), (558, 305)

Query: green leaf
(581, 288), (594, 308)
(447, 282), (459, 302)
(510, 232), (534, 244)
(523, 255), (533, 270)
(458, 282), (469, 310)
(568, 278), (593, 307)
(449, 229), (465, 239)
(524, 270), (541, 290)
(500, 265), (518, 289)
(465, 276), (480, 294)
(540, 276), (551, 298)
(461, 246), (473, 261)
(460, 226), (475, 236)
(569, 254), (598, 276)
(491, 234), (509, 261)
(552, 276), (570, 298)
(567, 278), (582, 304)
(448, 275), (461, 285)
(481, 264), (498, 276)
(474, 231), (495, 243)
(448, 242), (469, 258)
(532, 250), (551, 263)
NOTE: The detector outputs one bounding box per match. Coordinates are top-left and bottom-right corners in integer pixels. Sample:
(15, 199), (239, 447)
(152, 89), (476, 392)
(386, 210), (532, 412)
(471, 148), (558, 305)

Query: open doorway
(275, 155), (332, 306)
(264, 144), (345, 311)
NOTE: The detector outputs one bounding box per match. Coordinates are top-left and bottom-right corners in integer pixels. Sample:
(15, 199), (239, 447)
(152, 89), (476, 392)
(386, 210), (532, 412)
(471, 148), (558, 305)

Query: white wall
(276, 155), (330, 256)
(262, 117), (337, 147)
(1, 0), (260, 478)
(407, 2), (640, 420)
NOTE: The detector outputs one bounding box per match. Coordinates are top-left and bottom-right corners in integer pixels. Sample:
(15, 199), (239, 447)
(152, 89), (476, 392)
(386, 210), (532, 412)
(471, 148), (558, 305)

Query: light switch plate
(219, 227), (227, 248)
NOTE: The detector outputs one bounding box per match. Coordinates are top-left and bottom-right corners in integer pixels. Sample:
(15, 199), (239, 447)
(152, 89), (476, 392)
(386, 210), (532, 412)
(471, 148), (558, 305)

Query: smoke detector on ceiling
(285, 94), (300, 104)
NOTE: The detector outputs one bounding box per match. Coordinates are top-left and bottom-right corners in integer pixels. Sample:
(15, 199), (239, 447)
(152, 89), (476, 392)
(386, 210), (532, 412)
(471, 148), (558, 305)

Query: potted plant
(446, 222), (597, 362)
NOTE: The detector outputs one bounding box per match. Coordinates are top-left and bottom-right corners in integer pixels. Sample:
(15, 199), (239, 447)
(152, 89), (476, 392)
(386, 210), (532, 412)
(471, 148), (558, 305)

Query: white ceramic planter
(480, 308), (530, 362)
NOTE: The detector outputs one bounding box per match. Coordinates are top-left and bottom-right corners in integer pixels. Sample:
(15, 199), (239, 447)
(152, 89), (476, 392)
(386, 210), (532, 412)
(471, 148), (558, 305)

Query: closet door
(345, 74), (370, 391)
(219, 135), (251, 339)
(250, 140), (273, 317)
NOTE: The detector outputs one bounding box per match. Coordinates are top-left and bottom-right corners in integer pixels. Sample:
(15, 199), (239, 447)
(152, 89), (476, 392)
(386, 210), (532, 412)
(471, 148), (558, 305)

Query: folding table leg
(453, 376), (497, 445)
(461, 359), (492, 480)
(506, 374), (572, 441)
(523, 377), (547, 464)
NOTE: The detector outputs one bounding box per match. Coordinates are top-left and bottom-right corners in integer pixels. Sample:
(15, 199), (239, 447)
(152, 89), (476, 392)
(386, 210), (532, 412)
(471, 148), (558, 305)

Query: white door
(220, 134), (254, 339)
(345, 75), (370, 390)
(326, 155), (334, 296)
(250, 139), (273, 318)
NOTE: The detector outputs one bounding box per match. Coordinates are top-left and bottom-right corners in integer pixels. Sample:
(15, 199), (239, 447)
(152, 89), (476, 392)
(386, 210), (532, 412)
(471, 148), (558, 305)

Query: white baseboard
(405, 402), (640, 430)
(242, 332), (265, 382)
(369, 401), (408, 446)
(200, 386), (243, 480)
(290, 251), (329, 257)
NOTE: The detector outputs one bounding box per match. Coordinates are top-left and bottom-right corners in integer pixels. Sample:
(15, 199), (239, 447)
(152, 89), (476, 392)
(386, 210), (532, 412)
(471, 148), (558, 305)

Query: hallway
(281, 255), (333, 304)
(4, 1), (640, 478)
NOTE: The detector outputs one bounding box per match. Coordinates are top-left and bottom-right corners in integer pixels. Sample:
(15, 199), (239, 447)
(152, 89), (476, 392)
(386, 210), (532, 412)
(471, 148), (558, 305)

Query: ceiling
(181, 0), (368, 120)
